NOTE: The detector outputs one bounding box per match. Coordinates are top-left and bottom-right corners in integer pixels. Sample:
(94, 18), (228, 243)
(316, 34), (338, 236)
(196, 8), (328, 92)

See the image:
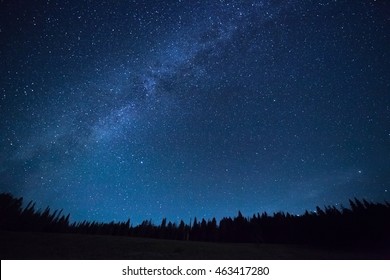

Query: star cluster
(1, 0), (389, 224)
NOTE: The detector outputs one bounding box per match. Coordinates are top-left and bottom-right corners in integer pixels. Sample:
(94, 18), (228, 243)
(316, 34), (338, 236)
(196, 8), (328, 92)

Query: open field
(0, 230), (387, 260)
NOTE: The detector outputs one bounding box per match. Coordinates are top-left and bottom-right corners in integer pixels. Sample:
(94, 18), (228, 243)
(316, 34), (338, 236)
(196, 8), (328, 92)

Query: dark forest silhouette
(1, 193), (389, 249)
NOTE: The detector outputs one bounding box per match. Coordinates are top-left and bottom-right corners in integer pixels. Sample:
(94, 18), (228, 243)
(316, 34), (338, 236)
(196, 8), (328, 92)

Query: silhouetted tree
(1, 193), (389, 249)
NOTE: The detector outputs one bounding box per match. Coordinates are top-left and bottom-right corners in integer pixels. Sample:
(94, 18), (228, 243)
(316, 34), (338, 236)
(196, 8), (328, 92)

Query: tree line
(1, 192), (389, 248)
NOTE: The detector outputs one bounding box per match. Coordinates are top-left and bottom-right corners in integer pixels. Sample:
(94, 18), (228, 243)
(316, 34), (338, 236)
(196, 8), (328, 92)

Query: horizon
(3, 192), (387, 226)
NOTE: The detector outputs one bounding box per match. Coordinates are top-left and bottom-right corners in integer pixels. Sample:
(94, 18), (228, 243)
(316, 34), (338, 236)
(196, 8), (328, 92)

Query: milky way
(1, 0), (389, 224)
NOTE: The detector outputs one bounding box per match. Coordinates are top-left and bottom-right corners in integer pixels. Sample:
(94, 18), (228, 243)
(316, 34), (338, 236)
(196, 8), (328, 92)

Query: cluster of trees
(1, 193), (389, 247)
(0, 193), (70, 233)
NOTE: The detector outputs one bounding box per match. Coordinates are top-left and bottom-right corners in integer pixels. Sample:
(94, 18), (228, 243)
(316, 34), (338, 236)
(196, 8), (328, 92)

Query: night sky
(1, 0), (389, 225)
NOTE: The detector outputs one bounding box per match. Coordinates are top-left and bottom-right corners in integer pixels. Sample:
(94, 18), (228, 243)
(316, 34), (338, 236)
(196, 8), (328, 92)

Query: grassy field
(0, 230), (387, 259)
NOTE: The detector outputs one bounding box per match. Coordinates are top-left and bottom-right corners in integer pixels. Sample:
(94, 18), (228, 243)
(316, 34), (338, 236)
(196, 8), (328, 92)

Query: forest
(1, 192), (389, 249)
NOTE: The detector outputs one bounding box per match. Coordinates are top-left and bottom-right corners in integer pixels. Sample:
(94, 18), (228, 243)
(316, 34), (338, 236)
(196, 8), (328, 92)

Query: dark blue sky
(1, 0), (389, 224)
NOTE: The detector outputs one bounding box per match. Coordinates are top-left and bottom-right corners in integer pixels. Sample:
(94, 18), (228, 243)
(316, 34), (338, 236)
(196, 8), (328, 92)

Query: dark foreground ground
(0, 230), (388, 259)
